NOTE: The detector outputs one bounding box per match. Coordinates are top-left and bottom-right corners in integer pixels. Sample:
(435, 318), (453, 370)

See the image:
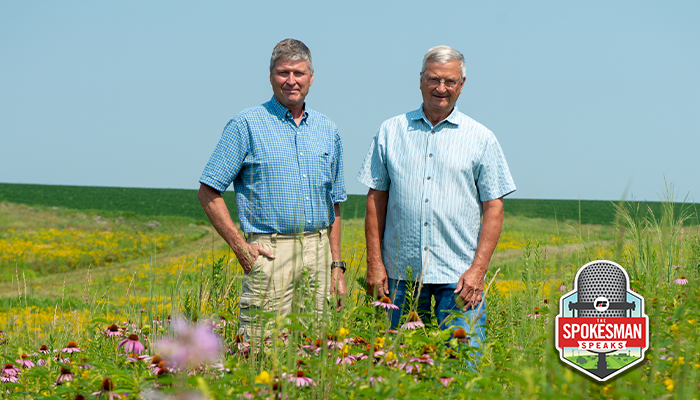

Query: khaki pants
(238, 228), (332, 341)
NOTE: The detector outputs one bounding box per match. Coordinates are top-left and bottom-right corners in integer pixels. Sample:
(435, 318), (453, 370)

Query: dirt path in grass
(0, 227), (229, 300)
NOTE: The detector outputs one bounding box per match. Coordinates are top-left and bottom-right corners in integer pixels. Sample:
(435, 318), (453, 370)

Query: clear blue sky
(2, 1), (698, 201)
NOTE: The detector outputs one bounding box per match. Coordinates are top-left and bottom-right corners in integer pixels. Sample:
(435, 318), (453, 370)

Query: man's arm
(454, 197), (504, 310)
(365, 188), (389, 298)
(197, 183), (274, 273)
(328, 203), (347, 311)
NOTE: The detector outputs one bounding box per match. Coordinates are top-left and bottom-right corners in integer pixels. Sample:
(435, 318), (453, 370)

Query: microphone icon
(556, 260), (648, 381)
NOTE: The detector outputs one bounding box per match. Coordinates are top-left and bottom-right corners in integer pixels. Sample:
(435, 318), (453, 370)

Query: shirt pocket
(313, 152), (333, 189)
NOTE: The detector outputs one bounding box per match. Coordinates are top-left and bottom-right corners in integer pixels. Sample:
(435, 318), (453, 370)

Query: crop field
(1, 184), (700, 399)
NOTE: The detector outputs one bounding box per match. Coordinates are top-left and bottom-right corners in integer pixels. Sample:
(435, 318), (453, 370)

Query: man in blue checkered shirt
(198, 39), (348, 339)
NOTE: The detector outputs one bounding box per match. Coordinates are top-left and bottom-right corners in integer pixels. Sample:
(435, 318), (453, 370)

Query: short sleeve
(331, 130), (347, 203)
(475, 133), (516, 201)
(199, 118), (250, 193)
(356, 129), (390, 191)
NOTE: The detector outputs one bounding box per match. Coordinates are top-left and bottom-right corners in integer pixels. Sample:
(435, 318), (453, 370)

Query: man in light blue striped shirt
(358, 46), (516, 354)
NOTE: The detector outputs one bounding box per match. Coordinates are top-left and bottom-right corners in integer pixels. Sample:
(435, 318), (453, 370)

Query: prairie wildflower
(16, 354), (35, 369)
(401, 311), (425, 330)
(56, 366), (74, 384)
(118, 334), (145, 354)
(62, 340), (83, 353)
(92, 377), (125, 399)
(154, 318), (222, 367)
(673, 277), (688, 285)
(38, 344), (50, 354)
(104, 324), (123, 338)
(439, 376), (455, 387)
(453, 328), (470, 344)
(558, 283), (567, 293)
(2, 363), (19, 377)
(664, 378), (674, 391)
(371, 296), (399, 310)
(148, 355), (164, 371)
(254, 370), (271, 384)
(286, 370), (315, 387)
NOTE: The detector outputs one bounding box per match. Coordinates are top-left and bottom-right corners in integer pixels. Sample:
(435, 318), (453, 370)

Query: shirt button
(431, 131), (435, 135)
(424, 199), (428, 203)
(306, 197), (309, 200)
(429, 153), (433, 158)
(426, 176), (431, 180)
(307, 220), (311, 223)
(299, 152), (303, 156)
(424, 222), (428, 226)
(303, 174), (306, 178)
(424, 246), (428, 251)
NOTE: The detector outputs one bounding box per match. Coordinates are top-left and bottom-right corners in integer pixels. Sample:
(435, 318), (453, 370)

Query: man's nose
(285, 73), (297, 85)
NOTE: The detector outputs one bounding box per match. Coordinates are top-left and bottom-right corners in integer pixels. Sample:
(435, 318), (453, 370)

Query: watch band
(331, 261), (346, 273)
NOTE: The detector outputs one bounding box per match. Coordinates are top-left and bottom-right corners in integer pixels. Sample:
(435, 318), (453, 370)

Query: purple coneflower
(674, 276), (688, 285)
(56, 366), (74, 384)
(126, 353), (148, 363)
(147, 354), (164, 371)
(231, 334), (250, 355)
(119, 334), (145, 354)
(154, 318), (222, 367)
(91, 377), (124, 399)
(16, 354), (35, 369)
(371, 296), (400, 310)
(61, 341), (83, 353)
(558, 283), (567, 293)
(2, 363), (19, 377)
(439, 376), (455, 387)
(286, 370), (315, 387)
(453, 328), (470, 344)
(104, 324), (123, 338)
(403, 355), (434, 373)
(401, 311), (425, 330)
(0, 372), (18, 383)
(38, 344), (50, 354)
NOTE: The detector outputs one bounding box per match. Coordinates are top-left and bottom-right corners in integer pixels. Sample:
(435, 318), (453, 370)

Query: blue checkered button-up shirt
(200, 96), (346, 234)
(357, 106), (516, 284)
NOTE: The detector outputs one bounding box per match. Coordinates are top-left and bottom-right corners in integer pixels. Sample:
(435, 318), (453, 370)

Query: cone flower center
(66, 341), (78, 348)
(108, 324), (119, 332)
(380, 296), (392, 304)
(101, 378), (114, 391)
(128, 334), (139, 341)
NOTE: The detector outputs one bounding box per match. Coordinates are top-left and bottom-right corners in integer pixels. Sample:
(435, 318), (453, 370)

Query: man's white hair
(421, 45), (466, 78)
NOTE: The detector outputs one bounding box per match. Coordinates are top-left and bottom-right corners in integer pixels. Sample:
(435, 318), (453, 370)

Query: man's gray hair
(269, 38), (314, 74)
(421, 45), (466, 78)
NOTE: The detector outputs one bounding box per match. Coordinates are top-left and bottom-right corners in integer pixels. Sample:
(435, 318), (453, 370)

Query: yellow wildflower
(254, 370), (271, 384)
(385, 351), (395, 363)
(663, 378), (673, 392)
(337, 327), (349, 338)
(374, 337), (385, 349)
(670, 324), (679, 334)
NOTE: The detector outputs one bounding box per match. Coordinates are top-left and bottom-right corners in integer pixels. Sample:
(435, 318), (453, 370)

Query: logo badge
(555, 260), (649, 381)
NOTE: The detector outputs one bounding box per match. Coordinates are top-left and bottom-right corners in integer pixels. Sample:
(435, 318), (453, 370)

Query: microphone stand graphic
(567, 262), (636, 379)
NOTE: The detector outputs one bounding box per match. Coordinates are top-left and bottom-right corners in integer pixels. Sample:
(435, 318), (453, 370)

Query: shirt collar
(409, 104), (460, 128)
(269, 95), (310, 125)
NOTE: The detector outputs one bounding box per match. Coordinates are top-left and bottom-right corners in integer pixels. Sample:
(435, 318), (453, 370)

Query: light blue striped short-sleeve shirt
(357, 105), (516, 284)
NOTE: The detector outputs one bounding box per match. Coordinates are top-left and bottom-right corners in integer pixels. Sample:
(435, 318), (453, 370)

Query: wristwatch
(331, 261), (346, 273)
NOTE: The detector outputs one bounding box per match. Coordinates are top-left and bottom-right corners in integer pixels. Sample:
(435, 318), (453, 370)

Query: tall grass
(1, 193), (699, 399)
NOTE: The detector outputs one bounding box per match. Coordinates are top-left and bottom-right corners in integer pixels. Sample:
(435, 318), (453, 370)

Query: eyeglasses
(422, 74), (463, 88)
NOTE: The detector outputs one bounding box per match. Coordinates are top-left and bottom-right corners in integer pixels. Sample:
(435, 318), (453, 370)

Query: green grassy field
(2, 182), (698, 225)
(1, 184), (700, 399)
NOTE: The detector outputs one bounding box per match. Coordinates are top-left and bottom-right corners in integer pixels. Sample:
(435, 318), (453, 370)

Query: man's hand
(454, 266), (487, 311)
(330, 268), (348, 312)
(365, 188), (389, 298)
(232, 240), (275, 274)
(366, 261), (389, 298)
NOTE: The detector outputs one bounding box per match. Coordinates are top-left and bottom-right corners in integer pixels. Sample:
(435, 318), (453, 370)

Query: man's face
(270, 58), (313, 110)
(420, 60), (464, 116)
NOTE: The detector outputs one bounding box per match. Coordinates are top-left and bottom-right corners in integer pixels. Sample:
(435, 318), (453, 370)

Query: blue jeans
(388, 278), (487, 362)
